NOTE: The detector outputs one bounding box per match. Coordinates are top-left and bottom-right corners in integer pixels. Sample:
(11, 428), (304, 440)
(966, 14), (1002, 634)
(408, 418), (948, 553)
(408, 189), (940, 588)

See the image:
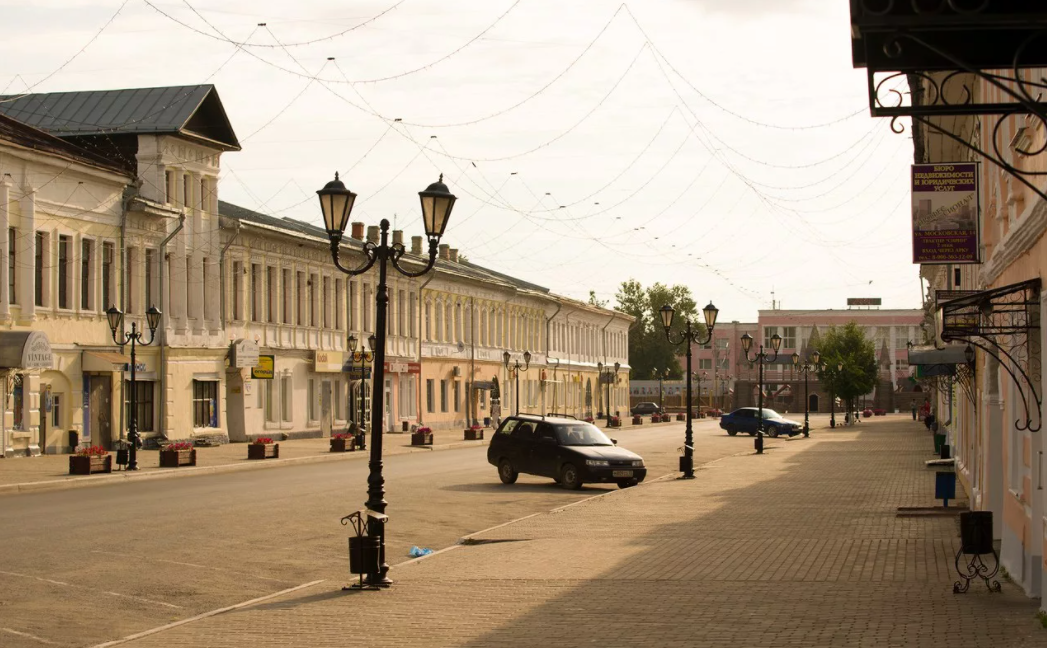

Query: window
(322, 276), (331, 328)
(334, 379), (342, 419)
(296, 271), (306, 325)
(183, 173), (191, 208)
(440, 379), (448, 412)
(232, 261), (243, 320)
(308, 379), (316, 420)
(200, 178), (207, 211)
(80, 239), (93, 310)
(480, 389), (486, 408)
(399, 375), (416, 418)
(281, 375), (292, 422)
(282, 269), (293, 324)
(8, 227), (15, 304)
(125, 381), (155, 432)
(192, 380), (218, 428)
(267, 267), (276, 323)
(763, 327), (777, 349)
(781, 327), (796, 349)
(426, 379), (435, 413)
(145, 249), (155, 311)
(425, 302), (432, 341)
(250, 264), (261, 322)
(126, 247), (135, 314)
(715, 338), (729, 349)
(398, 290), (406, 336)
(165, 170), (173, 204)
(264, 379), (276, 423)
(102, 242), (113, 310)
(698, 358), (713, 370)
(454, 380), (461, 413)
(335, 279), (343, 330)
(57, 235), (70, 309)
(309, 274), (317, 327)
(409, 295), (416, 338)
(51, 393), (61, 429)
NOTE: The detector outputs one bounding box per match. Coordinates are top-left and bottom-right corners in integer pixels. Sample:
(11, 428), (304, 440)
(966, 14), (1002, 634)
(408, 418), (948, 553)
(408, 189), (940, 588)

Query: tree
(588, 290), (607, 308)
(614, 280), (702, 380)
(816, 322), (877, 411)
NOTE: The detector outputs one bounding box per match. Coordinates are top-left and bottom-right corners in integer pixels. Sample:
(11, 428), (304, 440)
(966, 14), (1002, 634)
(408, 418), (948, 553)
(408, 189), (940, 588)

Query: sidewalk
(107, 417), (1045, 648)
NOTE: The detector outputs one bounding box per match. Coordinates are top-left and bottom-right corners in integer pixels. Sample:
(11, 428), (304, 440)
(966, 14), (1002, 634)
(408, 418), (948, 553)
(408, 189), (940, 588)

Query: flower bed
(69, 446), (112, 475)
(159, 442), (197, 467)
(248, 437), (280, 460)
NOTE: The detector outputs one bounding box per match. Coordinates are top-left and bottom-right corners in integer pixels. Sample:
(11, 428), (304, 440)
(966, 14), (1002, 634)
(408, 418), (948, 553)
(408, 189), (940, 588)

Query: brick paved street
(103, 417), (1045, 648)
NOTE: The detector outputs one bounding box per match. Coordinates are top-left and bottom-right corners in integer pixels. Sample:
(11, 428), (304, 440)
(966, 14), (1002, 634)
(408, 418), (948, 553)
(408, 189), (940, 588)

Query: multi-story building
(0, 84), (632, 456)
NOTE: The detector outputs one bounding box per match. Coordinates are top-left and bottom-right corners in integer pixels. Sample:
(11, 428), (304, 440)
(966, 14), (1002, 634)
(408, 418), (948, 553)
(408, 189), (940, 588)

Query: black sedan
(488, 415), (647, 489)
(630, 401), (663, 415)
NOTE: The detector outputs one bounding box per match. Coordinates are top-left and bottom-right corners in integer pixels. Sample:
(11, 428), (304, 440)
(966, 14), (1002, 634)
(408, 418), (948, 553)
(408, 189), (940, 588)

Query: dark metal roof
(0, 85), (240, 150)
(0, 112), (129, 176)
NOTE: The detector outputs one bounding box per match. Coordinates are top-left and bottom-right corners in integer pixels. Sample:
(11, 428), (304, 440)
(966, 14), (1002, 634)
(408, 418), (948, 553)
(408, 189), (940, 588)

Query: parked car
(630, 402), (663, 415)
(719, 407), (803, 438)
(488, 415), (647, 490)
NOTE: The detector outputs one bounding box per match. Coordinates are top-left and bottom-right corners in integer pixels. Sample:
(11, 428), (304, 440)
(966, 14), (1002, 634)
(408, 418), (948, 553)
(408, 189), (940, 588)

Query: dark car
(487, 415), (647, 490)
(630, 402), (663, 415)
(718, 407), (803, 438)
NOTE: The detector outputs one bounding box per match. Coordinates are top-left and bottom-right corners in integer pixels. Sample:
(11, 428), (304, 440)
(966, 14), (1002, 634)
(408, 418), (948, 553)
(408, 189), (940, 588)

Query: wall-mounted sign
(911, 163), (980, 264)
(230, 339), (260, 368)
(251, 355), (274, 380)
(384, 361), (421, 374)
(846, 297), (882, 306)
(314, 351), (344, 373)
(22, 331), (53, 369)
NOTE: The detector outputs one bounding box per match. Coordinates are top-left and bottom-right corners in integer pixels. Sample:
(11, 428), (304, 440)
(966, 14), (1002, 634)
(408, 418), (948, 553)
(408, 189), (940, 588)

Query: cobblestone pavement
(103, 417), (1044, 648)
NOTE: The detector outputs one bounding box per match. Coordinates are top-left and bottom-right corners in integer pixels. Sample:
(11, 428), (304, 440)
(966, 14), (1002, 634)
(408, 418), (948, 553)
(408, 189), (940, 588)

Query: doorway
(809, 394), (819, 413)
(384, 378), (393, 432)
(89, 376), (113, 450)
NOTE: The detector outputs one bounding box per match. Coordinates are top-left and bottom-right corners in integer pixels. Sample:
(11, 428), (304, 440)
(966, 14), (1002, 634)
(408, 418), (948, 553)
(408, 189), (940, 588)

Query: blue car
(719, 407), (803, 438)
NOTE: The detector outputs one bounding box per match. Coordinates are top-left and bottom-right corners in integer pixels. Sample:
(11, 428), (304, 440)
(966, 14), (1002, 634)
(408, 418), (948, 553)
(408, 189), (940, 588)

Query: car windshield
(554, 423), (614, 446)
(757, 409), (782, 419)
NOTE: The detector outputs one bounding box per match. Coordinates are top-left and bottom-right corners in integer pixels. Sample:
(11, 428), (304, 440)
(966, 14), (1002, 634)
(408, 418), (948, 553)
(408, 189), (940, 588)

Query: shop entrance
(90, 376), (113, 450)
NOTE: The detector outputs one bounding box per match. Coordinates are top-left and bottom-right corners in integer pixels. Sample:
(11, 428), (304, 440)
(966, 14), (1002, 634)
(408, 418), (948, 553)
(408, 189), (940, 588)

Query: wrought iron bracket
(940, 278), (1042, 432)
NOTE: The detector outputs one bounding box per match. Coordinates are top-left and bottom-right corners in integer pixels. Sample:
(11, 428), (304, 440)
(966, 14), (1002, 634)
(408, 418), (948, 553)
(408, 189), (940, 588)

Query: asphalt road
(0, 417), (758, 648)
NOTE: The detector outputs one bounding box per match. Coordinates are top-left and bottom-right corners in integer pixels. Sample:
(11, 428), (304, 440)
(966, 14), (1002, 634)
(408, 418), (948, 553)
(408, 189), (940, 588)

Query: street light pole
(741, 332), (782, 454)
(503, 350), (531, 415)
(792, 350), (821, 438)
(829, 360), (844, 428)
(348, 334), (376, 450)
(106, 306), (161, 471)
(659, 302), (719, 479)
(317, 171), (456, 588)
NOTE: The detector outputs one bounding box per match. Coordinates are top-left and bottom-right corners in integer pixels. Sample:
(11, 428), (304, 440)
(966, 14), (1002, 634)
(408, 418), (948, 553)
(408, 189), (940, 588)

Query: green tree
(816, 322), (877, 410)
(588, 290), (608, 308)
(614, 280), (702, 380)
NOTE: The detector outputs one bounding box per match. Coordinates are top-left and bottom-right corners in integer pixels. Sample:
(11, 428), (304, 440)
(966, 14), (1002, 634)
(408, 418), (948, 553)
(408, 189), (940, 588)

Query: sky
(0, 0), (921, 322)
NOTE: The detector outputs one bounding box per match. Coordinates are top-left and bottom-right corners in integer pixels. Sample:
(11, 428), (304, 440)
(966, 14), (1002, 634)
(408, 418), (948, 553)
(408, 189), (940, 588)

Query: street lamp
(792, 350), (820, 438)
(659, 301), (719, 479)
(656, 367), (669, 413)
(692, 370), (708, 416)
(828, 360), (844, 428)
(741, 331), (781, 454)
(720, 373), (731, 411)
(106, 305), (161, 471)
(317, 171), (456, 588)
(503, 350), (531, 415)
(347, 333), (376, 451)
(597, 361), (620, 424)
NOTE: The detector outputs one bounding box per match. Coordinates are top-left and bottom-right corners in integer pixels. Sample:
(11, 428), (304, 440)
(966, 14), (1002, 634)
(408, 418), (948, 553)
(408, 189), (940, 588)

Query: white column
(19, 185), (35, 321)
(0, 175), (9, 319)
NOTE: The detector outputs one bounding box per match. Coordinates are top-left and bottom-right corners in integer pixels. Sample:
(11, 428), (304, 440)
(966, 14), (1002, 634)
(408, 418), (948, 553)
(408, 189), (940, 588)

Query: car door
(510, 421), (538, 474)
(736, 410), (756, 433)
(529, 422), (561, 478)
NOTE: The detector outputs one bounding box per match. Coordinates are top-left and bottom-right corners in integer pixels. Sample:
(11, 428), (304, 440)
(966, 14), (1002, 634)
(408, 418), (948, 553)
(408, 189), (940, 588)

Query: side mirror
(610, 438), (618, 446)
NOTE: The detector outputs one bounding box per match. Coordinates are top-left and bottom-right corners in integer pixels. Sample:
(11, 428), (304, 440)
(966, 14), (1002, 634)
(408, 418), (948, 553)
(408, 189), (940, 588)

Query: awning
(83, 351), (130, 372)
(0, 331), (53, 369)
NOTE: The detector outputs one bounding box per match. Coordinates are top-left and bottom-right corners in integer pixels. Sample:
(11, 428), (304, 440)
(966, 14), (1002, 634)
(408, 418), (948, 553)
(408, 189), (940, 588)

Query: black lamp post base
(678, 455), (694, 478)
(365, 573), (393, 588)
(342, 582), (382, 592)
(754, 432), (764, 455)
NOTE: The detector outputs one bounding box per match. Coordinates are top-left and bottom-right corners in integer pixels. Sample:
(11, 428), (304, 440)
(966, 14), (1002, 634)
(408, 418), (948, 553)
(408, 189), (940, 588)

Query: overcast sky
(0, 0), (919, 321)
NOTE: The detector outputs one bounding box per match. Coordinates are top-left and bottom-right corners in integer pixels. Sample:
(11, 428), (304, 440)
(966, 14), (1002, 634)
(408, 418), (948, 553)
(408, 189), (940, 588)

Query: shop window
(426, 379), (434, 413)
(124, 381), (155, 432)
(281, 376), (292, 422)
(192, 380), (217, 428)
(398, 375), (416, 418)
(51, 393), (61, 429)
(440, 379), (448, 413)
(264, 380), (276, 423)
(12, 374), (23, 430)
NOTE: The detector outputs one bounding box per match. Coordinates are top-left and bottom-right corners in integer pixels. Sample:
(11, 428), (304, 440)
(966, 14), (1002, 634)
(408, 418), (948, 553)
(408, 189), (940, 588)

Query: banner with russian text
(911, 163), (979, 264)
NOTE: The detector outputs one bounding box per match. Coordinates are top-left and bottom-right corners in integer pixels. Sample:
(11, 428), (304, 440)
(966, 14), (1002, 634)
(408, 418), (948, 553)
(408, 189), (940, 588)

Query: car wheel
(559, 463), (583, 490)
(726, 427), (738, 436)
(767, 428), (779, 438)
(498, 459), (518, 484)
(617, 479), (638, 489)
(747, 430), (756, 436)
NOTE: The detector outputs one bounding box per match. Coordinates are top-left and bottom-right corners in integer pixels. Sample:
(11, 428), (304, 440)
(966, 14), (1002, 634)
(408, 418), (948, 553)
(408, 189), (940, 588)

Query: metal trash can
(348, 535), (381, 575)
(933, 433), (946, 454)
(960, 511), (993, 555)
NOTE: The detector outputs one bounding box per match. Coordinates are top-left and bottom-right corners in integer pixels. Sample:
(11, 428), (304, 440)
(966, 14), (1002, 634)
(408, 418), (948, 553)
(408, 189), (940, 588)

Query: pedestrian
(491, 398), (502, 428)
(911, 399), (917, 421)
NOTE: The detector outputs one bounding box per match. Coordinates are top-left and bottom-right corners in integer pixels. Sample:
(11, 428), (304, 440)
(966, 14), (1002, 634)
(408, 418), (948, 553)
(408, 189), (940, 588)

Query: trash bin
(933, 433), (946, 454)
(960, 511), (993, 555)
(348, 535), (381, 575)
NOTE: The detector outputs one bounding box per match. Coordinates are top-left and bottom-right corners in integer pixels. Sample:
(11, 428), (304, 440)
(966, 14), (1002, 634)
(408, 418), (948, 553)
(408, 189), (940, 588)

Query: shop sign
(911, 163), (980, 264)
(251, 355), (274, 380)
(230, 339), (260, 368)
(22, 332), (53, 369)
(315, 351), (344, 373)
(846, 298), (881, 306)
(384, 361), (421, 374)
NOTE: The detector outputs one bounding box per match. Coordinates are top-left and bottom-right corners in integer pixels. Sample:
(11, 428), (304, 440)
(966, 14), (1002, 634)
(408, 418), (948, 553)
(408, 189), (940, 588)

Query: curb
(0, 438), (488, 496)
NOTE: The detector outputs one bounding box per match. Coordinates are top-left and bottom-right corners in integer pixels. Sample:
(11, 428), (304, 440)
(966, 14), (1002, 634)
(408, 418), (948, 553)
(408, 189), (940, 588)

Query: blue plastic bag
(409, 546), (434, 558)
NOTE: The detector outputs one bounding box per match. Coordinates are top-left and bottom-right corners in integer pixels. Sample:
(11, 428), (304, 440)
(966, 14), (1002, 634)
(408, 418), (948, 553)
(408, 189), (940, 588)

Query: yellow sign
(251, 355), (275, 380)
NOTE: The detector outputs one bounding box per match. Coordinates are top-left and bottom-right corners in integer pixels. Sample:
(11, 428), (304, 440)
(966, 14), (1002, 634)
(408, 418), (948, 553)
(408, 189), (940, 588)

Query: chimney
(366, 225), (379, 244)
(351, 222), (364, 240)
(439, 243), (450, 260)
(411, 236), (423, 255)
(392, 230), (404, 246)
(449, 248), (459, 263)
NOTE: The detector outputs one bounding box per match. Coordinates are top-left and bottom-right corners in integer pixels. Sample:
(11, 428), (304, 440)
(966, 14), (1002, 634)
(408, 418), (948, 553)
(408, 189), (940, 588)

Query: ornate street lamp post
(693, 370), (708, 416)
(792, 350), (821, 438)
(659, 301), (719, 479)
(347, 333), (376, 451)
(317, 171), (456, 588)
(106, 305), (161, 471)
(741, 331), (782, 454)
(597, 361), (620, 423)
(503, 350), (531, 415)
(828, 361), (844, 428)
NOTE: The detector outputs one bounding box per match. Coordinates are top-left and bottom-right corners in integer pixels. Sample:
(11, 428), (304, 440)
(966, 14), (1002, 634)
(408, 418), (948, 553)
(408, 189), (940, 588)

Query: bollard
(754, 431), (764, 454)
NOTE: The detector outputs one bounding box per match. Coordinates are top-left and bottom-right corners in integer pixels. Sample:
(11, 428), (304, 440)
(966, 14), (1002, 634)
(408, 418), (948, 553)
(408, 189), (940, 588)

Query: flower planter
(412, 432), (433, 446)
(632, 415), (642, 425)
(159, 448), (197, 467)
(651, 415), (661, 423)
(69, 454), (112, 475)
(676, 413), (685, 421)
(607, 419), (621, 428)
(330, 437), (356, 453)
(248, 443), (279, 460)
(464, 428), (484, 441)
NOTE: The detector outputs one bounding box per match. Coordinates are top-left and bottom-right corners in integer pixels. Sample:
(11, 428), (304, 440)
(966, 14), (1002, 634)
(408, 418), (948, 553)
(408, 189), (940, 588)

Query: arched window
(446, 303), (454, 343)
(424, 301), (432, 341)
(435, 301), (444, 341)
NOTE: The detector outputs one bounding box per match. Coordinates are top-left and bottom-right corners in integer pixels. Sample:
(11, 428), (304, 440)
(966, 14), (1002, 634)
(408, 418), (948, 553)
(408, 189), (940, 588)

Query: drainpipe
(416, 269), (437, 426)
(469, 294), (476, 426)
(157, 213), (186, 441)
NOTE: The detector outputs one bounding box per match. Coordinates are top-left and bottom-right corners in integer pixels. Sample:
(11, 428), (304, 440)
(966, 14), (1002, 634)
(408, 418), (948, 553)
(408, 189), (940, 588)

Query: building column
(172, 229), (188, 334)
(19, 185), (35, 321)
